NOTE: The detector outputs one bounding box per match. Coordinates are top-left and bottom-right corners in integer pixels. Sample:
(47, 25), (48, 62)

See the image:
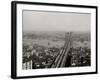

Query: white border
(17, 3), (96, 77)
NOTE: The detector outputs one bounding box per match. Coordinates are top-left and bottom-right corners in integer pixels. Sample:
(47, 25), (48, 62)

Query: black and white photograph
(22, 10), (91, 69)
(11, 1), (97, 79)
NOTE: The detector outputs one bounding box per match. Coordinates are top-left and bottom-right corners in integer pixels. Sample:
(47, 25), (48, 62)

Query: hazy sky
(23, 10), (91, 32)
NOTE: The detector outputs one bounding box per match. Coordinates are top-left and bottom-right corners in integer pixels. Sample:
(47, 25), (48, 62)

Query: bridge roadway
(50, 32), (72, 68)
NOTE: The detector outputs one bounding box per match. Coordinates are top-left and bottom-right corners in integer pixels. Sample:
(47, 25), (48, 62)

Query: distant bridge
(50, 32), (72, 68)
